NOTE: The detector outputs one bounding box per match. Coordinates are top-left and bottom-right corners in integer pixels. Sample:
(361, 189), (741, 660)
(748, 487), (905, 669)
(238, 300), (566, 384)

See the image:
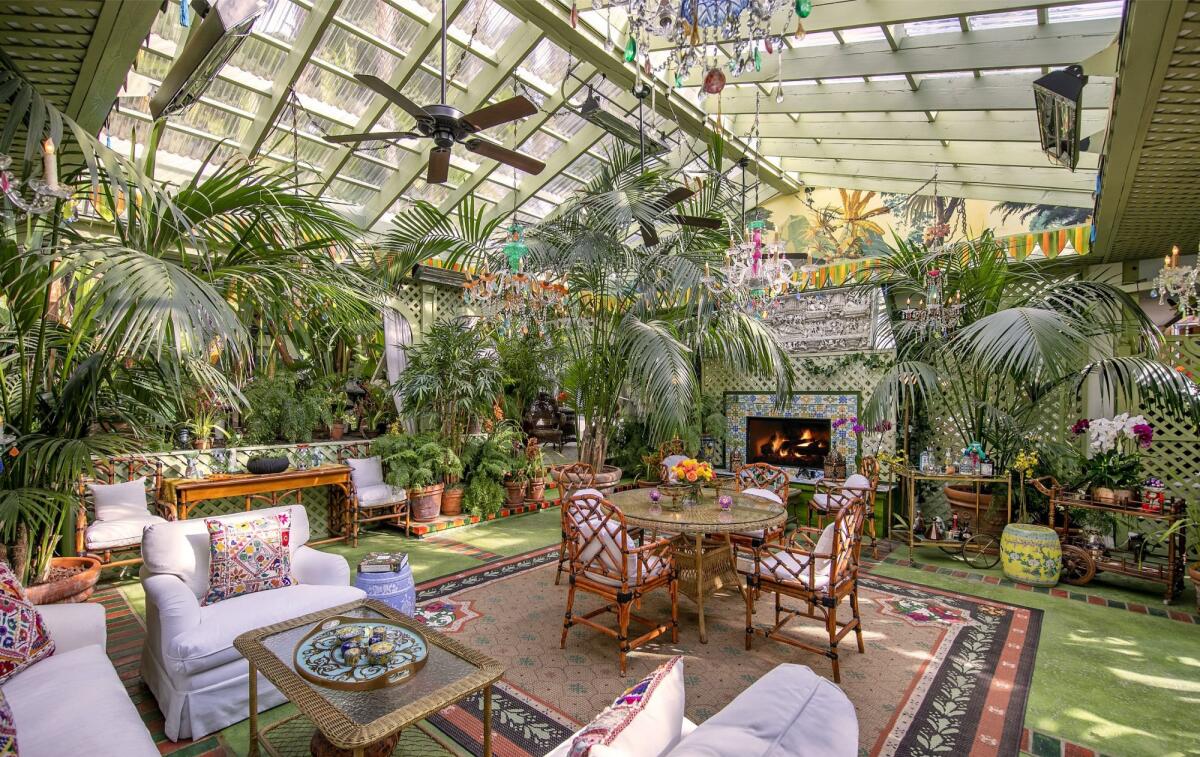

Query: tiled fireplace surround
(724, 392), (861, 472)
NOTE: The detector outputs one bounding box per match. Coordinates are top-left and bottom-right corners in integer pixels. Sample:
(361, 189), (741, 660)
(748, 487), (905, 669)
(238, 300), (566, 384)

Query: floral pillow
(202, 512), (294, 606)
(569, 656), (685, 757)
(0, 690), (16, 755)
(0, 562), (55, 684)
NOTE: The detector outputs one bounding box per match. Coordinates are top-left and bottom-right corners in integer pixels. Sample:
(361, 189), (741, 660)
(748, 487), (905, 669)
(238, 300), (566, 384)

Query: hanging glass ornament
(754, 48), (762, 72)
(796, 0), (812, 19)
(624, 35), (637, 62)
(702, 67), (727, 94)
(569, 0), (578, 28)
(675, 71), (684, 88)
(502, 222), (528, 273)
(765, 36), (773, 54)
(796, 20), (806, 40)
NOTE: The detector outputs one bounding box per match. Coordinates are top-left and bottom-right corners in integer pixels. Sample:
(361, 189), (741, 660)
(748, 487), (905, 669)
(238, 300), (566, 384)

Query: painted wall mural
(762, 185), (1093, 267)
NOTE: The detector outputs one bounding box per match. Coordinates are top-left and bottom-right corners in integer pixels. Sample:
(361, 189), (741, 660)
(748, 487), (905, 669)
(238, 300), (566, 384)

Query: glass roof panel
(967, 9), (1038, 30)
(904, 18), (964, 36)
(264, 127), (338, 170)
(1048, 1), (1124, 22)
(451, 0), (520, 53)
(519, 131), (563, 162)
(225, 37), (287, 83)
(407, 182), (452, 205)
(839, 27), (887, 43)
(542, 174), (581, 199)
(337, 0), (424, 51)
(476, 179), (511, 203)
(518, 39), (572, 92)
(314, 25), (404, 77)
(519, 196), (555, 218)
(548, 109), (589, 138)
(342, 155), (394, 187)
(256, 0), (308, 45)
(328, 178), (376, 207)
(173, 103), (251, 142)
(422, 41), (486, 89)
(295, 64), (374, 123)
(792, 31), (839, 47)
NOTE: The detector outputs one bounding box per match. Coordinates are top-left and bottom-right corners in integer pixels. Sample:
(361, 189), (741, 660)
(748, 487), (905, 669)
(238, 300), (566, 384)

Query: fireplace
(746, 416), (832, 467)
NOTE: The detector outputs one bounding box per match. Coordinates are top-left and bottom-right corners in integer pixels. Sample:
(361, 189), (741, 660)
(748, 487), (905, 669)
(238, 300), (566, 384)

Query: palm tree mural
(835, 189), (889, 258)
(781, 187), (891, 261)
(996, 202), (1092, 231)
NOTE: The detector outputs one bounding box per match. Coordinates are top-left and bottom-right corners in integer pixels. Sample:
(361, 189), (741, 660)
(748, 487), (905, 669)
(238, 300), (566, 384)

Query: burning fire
(760, 428), (820, 461)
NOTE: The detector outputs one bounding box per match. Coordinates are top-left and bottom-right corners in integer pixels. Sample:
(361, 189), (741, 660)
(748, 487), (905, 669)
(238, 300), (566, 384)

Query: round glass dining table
(606, 487), (787, 643)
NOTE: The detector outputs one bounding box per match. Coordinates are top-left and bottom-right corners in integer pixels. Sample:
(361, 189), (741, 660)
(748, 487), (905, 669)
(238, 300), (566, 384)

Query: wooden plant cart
(1031, 477), (1188, 602)
(896, 468), (1013, 568)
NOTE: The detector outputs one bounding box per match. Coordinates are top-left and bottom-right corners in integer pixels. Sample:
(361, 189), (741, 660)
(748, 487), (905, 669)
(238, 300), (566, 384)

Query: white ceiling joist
(780, 158), (1095, 192)
(738, 111), (1110, 142)
(717, 73), (1114, 114)
(787, 171), (1095, 207)
(681, 18), (1118, 86)
(763, 139), (1101, 170)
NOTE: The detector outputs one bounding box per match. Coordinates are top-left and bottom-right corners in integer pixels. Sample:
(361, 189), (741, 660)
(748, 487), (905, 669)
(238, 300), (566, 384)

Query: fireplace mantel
(723, 392), (861, 472)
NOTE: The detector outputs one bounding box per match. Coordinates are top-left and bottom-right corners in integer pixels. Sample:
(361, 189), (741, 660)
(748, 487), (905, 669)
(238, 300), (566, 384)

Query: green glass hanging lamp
(503, 223), (528, 273)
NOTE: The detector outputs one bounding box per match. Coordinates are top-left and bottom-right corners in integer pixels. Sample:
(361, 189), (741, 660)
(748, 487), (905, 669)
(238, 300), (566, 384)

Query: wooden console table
(164, 466), (351, 544)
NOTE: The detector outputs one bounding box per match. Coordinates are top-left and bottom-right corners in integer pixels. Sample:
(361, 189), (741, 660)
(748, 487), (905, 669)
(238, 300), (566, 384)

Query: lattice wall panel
(1143, 335), (1200, 501)
(138, 441), (363, 541)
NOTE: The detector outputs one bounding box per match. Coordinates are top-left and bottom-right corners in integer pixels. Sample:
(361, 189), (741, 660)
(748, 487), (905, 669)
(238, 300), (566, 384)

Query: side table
(354, 561), (416, 616)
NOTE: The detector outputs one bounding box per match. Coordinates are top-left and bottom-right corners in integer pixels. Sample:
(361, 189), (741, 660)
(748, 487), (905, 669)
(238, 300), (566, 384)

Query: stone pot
(1093, 487), (1133, 506)
(1189, 563), (1200, 612)
(592, 465), (623, 495)
(943, 484), (1005, 536)
(441, 486), (464, 516)
(409, 483), (444, 522)
(25, 557), (102, 604)
(527, 477), (546, 503)
(504, 479), (527, 506)
(1000, 524), (1062, 587)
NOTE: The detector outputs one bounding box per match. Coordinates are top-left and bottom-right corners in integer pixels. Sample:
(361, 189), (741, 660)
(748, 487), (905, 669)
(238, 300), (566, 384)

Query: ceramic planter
(409, 483), (445, 522)
(527, 477), (546, 502)
(592, 465), (623, 495)
(944, 484), (1005, 536)
(441, 487), (464, 516)
(25, 557), (102, 604)
(1000, 524), (1062, 587)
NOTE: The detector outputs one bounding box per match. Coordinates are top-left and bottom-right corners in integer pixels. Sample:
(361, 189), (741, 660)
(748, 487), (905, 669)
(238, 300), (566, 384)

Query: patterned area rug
(412, 547), (1042, 757)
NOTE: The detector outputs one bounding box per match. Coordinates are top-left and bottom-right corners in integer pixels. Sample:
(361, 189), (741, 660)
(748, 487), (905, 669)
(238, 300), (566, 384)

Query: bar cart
(1031, 477), (1188, 602)
(895, 468), (1013, 568)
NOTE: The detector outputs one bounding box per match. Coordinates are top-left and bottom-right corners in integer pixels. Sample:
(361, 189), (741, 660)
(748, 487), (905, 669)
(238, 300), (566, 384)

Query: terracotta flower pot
(504, 480), (527, 506)
(409, 483), (444, 522)
(943, 484), (1005, 536)
(527, 477), (546, 503)
(441, 487), (464, 516)
(1093, 487), (1133, 506)
(192, 438), (211, 450)
(329, 423), (345, 441)
(1189, 563), (1200, 612)
(592, 465), (623, 495)
(25, 557), (102, 605)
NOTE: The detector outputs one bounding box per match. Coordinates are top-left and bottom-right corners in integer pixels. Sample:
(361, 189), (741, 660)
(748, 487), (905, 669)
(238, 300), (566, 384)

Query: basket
(246, 456), (290, 475)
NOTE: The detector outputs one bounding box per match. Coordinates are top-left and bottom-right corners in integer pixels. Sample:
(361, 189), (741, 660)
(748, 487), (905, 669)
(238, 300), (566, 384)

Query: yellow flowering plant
(671, 458), (715, 484)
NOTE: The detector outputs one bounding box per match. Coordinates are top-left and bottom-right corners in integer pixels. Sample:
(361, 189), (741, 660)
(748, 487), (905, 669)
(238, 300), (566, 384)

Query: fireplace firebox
(746, 416), (832, 467)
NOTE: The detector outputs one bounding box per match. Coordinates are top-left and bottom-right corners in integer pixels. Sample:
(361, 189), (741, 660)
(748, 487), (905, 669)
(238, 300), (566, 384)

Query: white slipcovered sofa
(3, 603), (157, 756)
(548, 663), (858, 756)
(140, 504), (365, 740)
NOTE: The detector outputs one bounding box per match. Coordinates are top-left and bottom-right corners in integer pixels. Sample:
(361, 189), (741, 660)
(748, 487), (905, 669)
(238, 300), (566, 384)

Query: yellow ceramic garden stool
(1000, 523), (1062, 587)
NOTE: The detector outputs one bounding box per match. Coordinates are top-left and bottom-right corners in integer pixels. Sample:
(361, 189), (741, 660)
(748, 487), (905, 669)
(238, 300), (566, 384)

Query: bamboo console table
(164, 465), (352, 544)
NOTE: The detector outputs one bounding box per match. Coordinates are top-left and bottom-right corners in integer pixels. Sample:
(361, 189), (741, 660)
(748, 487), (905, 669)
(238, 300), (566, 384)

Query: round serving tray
(293, 615), (428, 691)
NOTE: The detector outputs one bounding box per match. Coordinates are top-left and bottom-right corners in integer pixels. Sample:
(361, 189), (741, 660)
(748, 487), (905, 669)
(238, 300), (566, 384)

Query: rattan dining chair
(561, 492), (678, 675)
(553, 462), (599, 585)
(729, 463), (790, 562)
(809, 455), (880, 557)
(745, 496), (868, 683)
(76, 456), (176, 569)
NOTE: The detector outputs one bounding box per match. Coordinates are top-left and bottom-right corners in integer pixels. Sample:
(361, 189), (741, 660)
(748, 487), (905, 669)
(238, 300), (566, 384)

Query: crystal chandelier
(583, 0), (808, 91)
(0, 139), (71, 215)
(897, 268), (965, 337)
(1150, 244), (1199, 328)
(462, 222), (566, 338)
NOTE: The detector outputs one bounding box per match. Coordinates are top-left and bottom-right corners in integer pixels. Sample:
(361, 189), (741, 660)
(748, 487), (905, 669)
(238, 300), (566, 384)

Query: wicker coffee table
(234, 599), (504, 757)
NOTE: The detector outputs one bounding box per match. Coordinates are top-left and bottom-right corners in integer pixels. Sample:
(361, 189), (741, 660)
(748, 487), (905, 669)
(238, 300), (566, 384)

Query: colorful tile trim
(409, 500), (557, 537)
(885, 555), (1200, 625)
(1021, 726), (1118, 757)
(724, 392), (860, 469)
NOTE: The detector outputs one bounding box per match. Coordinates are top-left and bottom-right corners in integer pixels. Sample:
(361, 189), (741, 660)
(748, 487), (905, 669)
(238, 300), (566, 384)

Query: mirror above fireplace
(746, 416), (832, 468)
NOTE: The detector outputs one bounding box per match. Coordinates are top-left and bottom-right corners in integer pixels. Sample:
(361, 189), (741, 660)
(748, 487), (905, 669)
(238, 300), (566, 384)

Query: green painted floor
(103, 510), (1199, 757)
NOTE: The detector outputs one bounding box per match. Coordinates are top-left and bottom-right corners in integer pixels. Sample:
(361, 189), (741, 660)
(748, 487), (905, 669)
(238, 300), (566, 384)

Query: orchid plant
(1071, 414), (1153, 491)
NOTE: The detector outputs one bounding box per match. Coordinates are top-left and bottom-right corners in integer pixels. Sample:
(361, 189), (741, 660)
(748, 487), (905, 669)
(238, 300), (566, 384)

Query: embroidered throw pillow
(0, 689), (16, 755)
(202, 512), (294, 606)
(569, 656), (685, 757)
(0, 562), (55, 684)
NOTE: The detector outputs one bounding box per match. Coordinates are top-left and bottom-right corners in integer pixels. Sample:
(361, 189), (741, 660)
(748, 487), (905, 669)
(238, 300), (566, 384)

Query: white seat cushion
(810, 492), (835, 512)
(667, 664), (858, 757)
(5, 645), (158, 756)
(585, 554), (668, 587)
(166, 583), (364, 675)
(357, 483), (406, 508)
(85, 514), (165, 550)
(758, 522), (836, 589)
(347, 457), (385, 489)
(89, 478), (152, 521)
(741, 487), (783, 505)
(571, 487), (604, 499)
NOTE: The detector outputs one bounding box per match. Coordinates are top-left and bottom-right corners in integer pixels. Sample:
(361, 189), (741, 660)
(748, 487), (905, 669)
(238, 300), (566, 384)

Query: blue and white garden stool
(354, 560), (416, 616)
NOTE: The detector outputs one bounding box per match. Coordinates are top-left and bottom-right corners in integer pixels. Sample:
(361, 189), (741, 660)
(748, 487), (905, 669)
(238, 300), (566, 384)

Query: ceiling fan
(323, 0), (545, 185)
(627, 84), (721, 246)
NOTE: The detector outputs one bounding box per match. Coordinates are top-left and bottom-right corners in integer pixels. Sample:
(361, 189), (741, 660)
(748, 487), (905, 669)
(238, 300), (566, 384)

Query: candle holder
(0, 153), (70, 215)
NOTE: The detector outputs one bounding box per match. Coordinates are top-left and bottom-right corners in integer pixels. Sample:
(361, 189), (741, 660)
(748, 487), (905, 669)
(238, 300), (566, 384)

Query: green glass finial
(753, 49), (762, 72)
(624, 36), (637, 63)
(796, 0), (812, 19)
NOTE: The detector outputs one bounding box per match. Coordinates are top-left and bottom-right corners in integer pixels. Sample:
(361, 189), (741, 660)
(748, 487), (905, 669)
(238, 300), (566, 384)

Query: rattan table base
(259, 711), (454, 756)
(670, 533), (746, 643)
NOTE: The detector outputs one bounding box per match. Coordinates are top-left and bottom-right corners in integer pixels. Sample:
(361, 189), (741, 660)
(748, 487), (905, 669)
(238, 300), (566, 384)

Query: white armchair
(139, 504), (364, 741)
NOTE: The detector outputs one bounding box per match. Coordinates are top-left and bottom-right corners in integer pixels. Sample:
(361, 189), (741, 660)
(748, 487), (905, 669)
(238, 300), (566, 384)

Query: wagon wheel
(939, 543), (962, 558)
(1060, 544), (1096, 585)
(962, 534), (1000, 569)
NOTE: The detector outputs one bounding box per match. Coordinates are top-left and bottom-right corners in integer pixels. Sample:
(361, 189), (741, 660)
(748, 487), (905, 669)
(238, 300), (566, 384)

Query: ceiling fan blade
(355, 74), (433, 123)
(323, 130), (422, 145)
(639, 222), (659, 247)
(668, 214), (722, 230)
(464, 139), (545, 175)
(461, 96), (538, 132)
(427, 148), (450, 184)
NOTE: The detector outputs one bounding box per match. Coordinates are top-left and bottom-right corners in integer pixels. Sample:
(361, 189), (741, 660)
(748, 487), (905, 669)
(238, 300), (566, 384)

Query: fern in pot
(461, 422), (522, 518)
(374, 433), (460, 522)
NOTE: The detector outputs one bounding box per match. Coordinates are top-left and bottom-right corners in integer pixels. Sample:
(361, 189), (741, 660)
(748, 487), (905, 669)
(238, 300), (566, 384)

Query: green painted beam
(65, 0), (160, 133)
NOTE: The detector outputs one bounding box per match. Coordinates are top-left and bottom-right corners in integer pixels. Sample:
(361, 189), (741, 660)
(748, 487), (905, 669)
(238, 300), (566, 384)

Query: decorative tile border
(409, 500), (557, 537)
(885, 555), (1200, 625)
(1022, 727), (1118, 757)
(723, 391), (860, 469)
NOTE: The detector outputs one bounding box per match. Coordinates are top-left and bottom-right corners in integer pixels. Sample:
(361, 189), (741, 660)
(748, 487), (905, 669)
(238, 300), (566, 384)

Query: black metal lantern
(1033, 65), (1088, 171)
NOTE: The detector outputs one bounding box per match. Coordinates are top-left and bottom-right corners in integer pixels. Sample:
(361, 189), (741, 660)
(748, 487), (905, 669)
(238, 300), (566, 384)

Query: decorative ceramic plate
(293, 615), (428, 691)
